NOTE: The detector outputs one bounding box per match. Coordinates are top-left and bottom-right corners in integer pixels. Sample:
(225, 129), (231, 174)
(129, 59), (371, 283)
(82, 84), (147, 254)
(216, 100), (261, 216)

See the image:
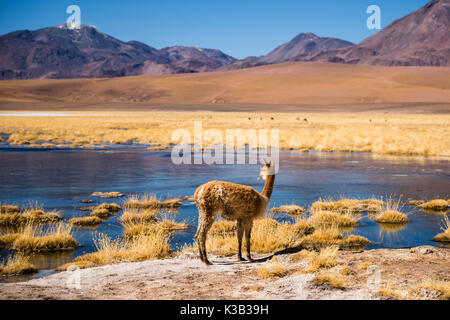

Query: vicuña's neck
(262, 175), (275, 199)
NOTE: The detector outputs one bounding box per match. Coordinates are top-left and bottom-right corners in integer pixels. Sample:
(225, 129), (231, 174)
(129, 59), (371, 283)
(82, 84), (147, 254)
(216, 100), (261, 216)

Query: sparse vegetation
(124, 194), (181, 210)
(306, 246), (340, 272)
(310, 211), (359, 228)
(270, 205), (305, 216)
(184, 218), (314, 256)
(91, 192), (124, 199)
(410, 280), (450, 300)
(256, 263), (290, 278)
(302, 226), (370, 248)
(119, 209), (158, 225)
(314, 271), (346, 289)
(0, 203), (19, 214)
(0, 254), (37, 275)
(69, 216), (103, 227)
(60, 231), (172, 270)
(432, 214), (450, 243)
(419, 199), (448, 211)
(0, 203), (62, 227)
(375, 210), (409, 224)
(90, 203), (121, 218)
(311, 198), (361, 213)
(6, 223), (79, 252)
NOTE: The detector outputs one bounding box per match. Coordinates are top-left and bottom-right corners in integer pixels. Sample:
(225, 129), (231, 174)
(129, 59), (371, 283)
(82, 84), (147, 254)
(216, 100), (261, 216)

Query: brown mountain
(0, 25), (236, 79)
(294, 0), (450, 66)
(223, 33), (353, 70)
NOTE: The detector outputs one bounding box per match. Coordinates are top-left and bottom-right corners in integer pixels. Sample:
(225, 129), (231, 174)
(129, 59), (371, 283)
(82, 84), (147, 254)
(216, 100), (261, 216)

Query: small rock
(419, 247), (433, 255)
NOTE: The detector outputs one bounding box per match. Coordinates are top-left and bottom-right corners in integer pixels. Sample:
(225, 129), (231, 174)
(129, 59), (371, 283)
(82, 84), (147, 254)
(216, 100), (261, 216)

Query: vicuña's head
(259, 161), (276, 180)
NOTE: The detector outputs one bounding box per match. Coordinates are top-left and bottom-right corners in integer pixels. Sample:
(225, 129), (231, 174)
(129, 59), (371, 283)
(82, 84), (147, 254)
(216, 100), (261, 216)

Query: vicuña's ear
(264, 159), (269, 165)
(270, 161), (274, 167)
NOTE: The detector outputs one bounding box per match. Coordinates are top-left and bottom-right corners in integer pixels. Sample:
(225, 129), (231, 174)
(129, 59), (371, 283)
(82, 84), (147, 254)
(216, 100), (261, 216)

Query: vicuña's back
(194, 180), (267, 221)
(194, 162), (276, 265)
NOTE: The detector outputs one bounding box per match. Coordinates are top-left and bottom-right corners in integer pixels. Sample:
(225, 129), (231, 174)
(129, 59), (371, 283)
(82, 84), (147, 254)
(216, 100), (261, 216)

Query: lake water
(0, 144), (449, 280)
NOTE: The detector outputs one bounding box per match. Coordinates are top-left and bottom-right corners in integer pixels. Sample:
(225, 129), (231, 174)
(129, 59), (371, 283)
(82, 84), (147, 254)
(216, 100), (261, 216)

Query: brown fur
(194, 163), (276, 265)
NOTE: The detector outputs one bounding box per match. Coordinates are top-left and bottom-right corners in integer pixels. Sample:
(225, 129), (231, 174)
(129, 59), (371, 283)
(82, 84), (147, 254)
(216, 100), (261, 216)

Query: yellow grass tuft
(119, 209), (158, 225)
(60, 231), (172, 270)
(314, 271), (346, 289)
(0, 254), (37, 275)
(69, 216), (103, 227)
(419, 199), (448, 211)
(209, 220), (236, 235)
(375, 210), (409, 224)
(302, 226), (370, 248)
(432, 214), (450, 243)
(90, 203), (121, 218)
(0, 203), (62, 227)
(256, 263), (290, 278)
(11, 223), (79, 252)
(358, 262), (373, 270)
(311, 198), (361, 213)
(91, 191), (124, 198)
(310, 211), (359, 228)
(270, 205), (305, 216)
(307, 246), (340, 272)
(0, 203), (19, 214)
(411, 280), (450, 300)
(124, 194), (182, 210)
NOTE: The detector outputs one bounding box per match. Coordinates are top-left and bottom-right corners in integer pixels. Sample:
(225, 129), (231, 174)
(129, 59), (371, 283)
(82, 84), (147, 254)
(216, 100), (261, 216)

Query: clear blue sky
(0, 0), (430, 59)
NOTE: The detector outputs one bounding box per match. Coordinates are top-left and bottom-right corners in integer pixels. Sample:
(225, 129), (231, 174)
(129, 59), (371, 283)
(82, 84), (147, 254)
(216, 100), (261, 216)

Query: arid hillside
(0, 62), (449, 112)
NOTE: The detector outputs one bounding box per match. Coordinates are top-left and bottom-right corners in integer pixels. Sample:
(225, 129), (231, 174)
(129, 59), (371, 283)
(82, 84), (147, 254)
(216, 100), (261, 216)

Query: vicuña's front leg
(237, 219), (245, 262)
(244, 220), (254, 262)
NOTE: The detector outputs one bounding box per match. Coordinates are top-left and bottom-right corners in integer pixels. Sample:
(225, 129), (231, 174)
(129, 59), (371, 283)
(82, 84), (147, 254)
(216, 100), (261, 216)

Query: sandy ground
(1, 101), (449, 114)
(0, 245), (448, 300)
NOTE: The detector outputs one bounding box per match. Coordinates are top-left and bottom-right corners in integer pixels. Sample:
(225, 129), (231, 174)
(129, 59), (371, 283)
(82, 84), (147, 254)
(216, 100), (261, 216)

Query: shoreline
(0, 245), (448, 300)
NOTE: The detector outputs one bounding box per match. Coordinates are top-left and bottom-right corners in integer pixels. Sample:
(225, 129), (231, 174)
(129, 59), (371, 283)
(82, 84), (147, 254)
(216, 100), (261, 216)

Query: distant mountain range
(0, 0), (448, 80)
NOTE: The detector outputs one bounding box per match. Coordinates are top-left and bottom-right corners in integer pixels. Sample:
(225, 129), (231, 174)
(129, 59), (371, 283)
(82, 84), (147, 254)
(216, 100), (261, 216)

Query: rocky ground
(0, 246), (448, 300)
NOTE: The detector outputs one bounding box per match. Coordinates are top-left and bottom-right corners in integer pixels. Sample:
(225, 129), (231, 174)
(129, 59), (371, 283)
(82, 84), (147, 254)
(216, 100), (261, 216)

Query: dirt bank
(0, 246), (448, 300)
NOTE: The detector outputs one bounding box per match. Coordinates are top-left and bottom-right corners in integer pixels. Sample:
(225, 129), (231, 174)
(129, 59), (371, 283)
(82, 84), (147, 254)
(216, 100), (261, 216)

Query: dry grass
(314, 271), (346, 289)
(419, 199), (448, 211)
(9, 223), (79, 253)
(311, 198), (362, 213)
(409, 280), (450, 300)
(0, 254), (37, 275)
(119, 209), (158, 225)
(124, 194), (181, 211)
(375, 210), (409, 224)
(374, 198), (409, 224)
(270, 205), (305, 216)
(0, 109), (448, 156)
(256, 263), (290, 278)
(432, 214), (450, 243)
(90, 203), (121, 218)
(60, 231), (172, 270)
(185, 218), (314, 256)
(310, 211), (359, 228)
(0, 211), (62, 226)
(0, 203), (19, 214)
(69, 216), (103, 227)
(302, 226), (370, 248)
(91, 192), (124, 199)
(306, 246), (340, 272)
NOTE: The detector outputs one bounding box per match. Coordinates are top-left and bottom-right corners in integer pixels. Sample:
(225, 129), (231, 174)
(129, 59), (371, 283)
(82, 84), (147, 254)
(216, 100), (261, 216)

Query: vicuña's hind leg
(237, 219), (245, 262)
(195, 210), (215, 265)
(244, 219), (254, 262)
